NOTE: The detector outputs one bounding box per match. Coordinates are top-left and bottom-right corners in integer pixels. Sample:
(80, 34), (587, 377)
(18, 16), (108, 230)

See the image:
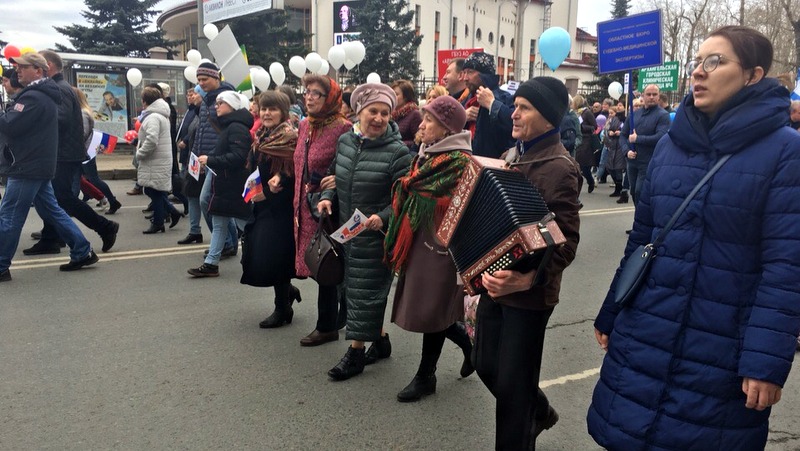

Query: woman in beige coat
(385, 95), (475, 402)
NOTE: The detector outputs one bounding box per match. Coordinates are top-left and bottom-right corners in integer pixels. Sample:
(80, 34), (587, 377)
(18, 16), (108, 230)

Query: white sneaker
(96, 198), (109, 211)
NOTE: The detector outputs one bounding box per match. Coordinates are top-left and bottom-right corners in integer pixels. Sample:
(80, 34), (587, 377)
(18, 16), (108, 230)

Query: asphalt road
(2, 180), (799, 450)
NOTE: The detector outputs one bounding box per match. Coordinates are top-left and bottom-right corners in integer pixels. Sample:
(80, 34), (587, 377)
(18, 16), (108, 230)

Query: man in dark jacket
(0, 52), (98, 282)
(474, 77), (582, 450)
(620, 84), (671, 205)
(443, 58), (469, 104)
(25, 50), (119, 255)
(461, 51), (515, 158)
(186, 62), (238, 253)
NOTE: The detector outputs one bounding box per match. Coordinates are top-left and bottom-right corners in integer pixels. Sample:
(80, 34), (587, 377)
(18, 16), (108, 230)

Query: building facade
(158, 0), (597, 94)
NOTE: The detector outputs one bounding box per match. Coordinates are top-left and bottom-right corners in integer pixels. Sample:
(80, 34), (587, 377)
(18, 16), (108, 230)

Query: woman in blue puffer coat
(588, 26), (800, 450)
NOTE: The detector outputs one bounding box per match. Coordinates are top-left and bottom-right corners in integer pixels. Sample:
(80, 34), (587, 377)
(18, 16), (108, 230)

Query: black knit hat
(196, 62), (220, 79)
(463, 51), (495, 75)
(514, 77), (569, 128)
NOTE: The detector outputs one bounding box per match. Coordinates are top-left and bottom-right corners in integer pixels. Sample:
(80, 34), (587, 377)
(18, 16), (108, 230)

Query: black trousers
(473, 297), (553, 451)
(316, 284), (341, 333)
(41, 161), (114, 243)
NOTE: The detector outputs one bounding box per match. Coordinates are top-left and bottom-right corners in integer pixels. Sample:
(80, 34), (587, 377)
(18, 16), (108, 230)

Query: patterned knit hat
(422, 95), (467, 134)
(463, 51), (495, 75)
(513, 77), (569, 128)
(196, 62), (220, 79)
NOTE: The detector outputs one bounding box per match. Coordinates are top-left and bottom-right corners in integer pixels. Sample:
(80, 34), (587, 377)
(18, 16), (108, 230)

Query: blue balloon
(669, 112), (676, 122)
(539, 27), (571, 71)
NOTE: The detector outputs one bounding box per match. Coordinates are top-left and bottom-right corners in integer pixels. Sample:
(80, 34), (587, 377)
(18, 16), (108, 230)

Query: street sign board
(637, 61), (680, 91)
(437, 48), (483, 85)
(597, 10), (663, 74)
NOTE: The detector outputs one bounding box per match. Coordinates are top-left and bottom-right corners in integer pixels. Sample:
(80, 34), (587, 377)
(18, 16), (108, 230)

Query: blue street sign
(597, 10), (664, 74)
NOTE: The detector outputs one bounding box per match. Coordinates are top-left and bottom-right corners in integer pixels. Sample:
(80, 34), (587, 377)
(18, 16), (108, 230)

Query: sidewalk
(96, 144), (137, 180)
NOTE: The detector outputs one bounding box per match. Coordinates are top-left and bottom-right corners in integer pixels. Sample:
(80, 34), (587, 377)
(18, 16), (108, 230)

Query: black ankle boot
(365, 334), (392, 365)
(289, 284), (302, 306)
(397, 374), (437, 402)
(445, 322), (475, 378)
(616, 191), (629, 204)
(259, 306), (293, 328)
(328, 346), (366, 381)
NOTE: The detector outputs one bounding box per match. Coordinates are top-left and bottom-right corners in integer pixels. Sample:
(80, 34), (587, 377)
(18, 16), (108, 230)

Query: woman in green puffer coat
(317, 83), (412, 381)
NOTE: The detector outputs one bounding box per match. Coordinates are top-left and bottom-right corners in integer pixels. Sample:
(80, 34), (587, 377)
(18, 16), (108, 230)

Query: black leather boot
(616, 191), (629, 204)
(397, 350), (439, 402)
(445, 322), (475, 377)
(260, 284), (294, 328)
(327, 346), (366, 381)
(364, 333), (392, 365)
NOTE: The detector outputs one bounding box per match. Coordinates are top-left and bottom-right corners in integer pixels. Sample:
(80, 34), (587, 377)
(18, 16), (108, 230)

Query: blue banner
(597, 10), (663, 74)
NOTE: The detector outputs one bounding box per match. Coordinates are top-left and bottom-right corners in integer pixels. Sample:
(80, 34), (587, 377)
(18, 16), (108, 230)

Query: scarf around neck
(392, 102), (419, 121)
(251, 120), (298, 176)
(384, 150), (471, 273)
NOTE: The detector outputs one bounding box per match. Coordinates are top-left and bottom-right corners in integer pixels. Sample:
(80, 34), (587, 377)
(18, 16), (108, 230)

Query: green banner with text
(637, 61), (679, 92)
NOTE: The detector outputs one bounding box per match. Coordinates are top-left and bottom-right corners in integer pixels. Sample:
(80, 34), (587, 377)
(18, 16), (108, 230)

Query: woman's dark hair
(141, 87), (162, 105)
(277, 85), (297, 104)
(258, 91), (291, 123)
(708, 25), (773, 75)
(391, 79), (416, 104)
(302, 74), (331, 95)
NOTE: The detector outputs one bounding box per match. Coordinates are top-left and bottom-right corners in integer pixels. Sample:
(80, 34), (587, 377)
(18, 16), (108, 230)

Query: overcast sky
(0, 0), (612, 54)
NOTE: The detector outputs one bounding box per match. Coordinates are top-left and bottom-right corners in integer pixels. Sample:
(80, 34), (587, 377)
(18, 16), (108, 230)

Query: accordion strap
(532, 213), (557, 286)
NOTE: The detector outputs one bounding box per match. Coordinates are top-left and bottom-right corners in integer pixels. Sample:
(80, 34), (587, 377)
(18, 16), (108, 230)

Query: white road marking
(11, 246), (205, 270)
(540, 367), (601, 388)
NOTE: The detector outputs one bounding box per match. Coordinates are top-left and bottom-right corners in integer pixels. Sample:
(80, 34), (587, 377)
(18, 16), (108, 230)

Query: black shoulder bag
(614, 154), (731, 307)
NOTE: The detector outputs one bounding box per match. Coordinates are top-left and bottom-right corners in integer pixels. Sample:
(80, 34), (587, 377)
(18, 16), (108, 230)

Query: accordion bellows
(437, 156), (566, 295)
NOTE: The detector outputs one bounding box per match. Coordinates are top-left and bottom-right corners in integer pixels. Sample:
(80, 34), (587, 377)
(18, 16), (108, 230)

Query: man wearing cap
(180, 62), (239, 253)
(460, 51), (515, 158)
(0, 52), (98, 282)
(24, 50), (119, 255)
(473, 77), (582, 449)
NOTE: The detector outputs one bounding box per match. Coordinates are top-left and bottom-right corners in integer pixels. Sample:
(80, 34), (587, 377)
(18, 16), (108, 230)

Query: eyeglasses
(685, 54), (742, 74)
(303, 89), (326, 100)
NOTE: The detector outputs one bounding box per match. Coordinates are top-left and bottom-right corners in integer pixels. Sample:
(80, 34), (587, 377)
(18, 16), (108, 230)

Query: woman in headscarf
(317, 83), (412, 381)
(292, 75), (352, 347)
(385, 95), (475, 402)
(240, 91), (302, 328)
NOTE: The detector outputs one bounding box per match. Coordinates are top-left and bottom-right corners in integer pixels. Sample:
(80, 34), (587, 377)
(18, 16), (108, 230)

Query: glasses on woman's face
(685, 54), (742, 74)
(303, 89), (326, 100)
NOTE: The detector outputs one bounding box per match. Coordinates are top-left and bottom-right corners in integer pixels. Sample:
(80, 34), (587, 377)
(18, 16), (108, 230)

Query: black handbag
(614, 154), (731, 307)
(304, 212), (345, 286)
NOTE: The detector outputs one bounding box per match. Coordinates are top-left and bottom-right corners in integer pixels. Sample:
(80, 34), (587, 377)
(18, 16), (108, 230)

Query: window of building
(476, 28), (482, 41)
(465, 24), (469, 37)
(415, 5), (421, 28)
(435, 11), (440, 33)
(510, 38), (515, 49)
(488, 32), (494, 44)
(500, 35), (505, 47)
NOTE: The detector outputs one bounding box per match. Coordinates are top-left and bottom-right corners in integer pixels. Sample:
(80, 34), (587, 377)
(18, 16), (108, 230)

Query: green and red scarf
(384, 150), (471, 273)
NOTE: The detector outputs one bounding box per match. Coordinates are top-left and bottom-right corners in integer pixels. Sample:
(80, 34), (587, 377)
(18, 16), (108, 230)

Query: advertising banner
(203, 0), (273, 24)
(76, 71), (129, 139)
(437, 48), (482, 85)
(333, 0), (365, 45)
(637, 61), (679, 92)
(597, 10), (663, 74)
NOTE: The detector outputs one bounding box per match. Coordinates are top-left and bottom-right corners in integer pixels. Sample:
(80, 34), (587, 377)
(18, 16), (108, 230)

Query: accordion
(437, 156), (566, 295)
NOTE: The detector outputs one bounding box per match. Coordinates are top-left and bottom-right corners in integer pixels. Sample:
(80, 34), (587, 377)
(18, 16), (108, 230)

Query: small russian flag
(86, 131), (118, 159)
(242, 168), (263, 202)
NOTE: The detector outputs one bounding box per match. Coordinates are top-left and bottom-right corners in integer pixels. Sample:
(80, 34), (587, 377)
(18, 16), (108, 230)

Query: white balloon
(199, 58), (213, 65)
(342, 41), (357, 62)
(366, 72), (381, 84)
(344, 58), (357, 70)
(288, 56), (306, 78)
(317, 60), (330, 75)
(126, 68), (142, 87)
(183, 66), (198, 84)
(186, 49), (202, 66)
(269, 62), (285, 80)
(203, 23), (219, 40)
(327, 45), (346, 70)
(273, 71), (286, 87)
(351, 41), (366, 65)
(241, 90), (254, 100)
(305, 52), (322, 74)
(607, 81), (624, 100)
(251, 69), (270, 91)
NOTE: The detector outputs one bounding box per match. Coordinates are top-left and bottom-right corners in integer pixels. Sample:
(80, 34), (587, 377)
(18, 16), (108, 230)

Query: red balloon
(134, 119), (141, 132)
(124, 130), (138, 143)
(3, 45), (21, 60)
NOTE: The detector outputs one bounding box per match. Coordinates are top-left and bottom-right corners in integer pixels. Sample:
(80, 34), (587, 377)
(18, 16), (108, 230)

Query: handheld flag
(188, 152), (201, 181)
(242, 168), (263, 202)
(86, 131), (118, 159)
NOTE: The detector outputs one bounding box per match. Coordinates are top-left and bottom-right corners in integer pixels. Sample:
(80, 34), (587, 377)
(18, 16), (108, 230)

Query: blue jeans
(205, 214), (246, 265)
(626, 159), (649, 205)
(82, 158), (117, 204)
(0, 177), (92, 271)
(596, 146), (609, 181)
(187, 196), (202, 235)
(143, 187), (176, 227)
(200, 173), (237, 248)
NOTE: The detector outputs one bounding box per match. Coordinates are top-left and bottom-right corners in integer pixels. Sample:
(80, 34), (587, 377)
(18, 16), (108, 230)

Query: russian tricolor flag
(86, 131), (118, 159)
(242, 168), (263, 202)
